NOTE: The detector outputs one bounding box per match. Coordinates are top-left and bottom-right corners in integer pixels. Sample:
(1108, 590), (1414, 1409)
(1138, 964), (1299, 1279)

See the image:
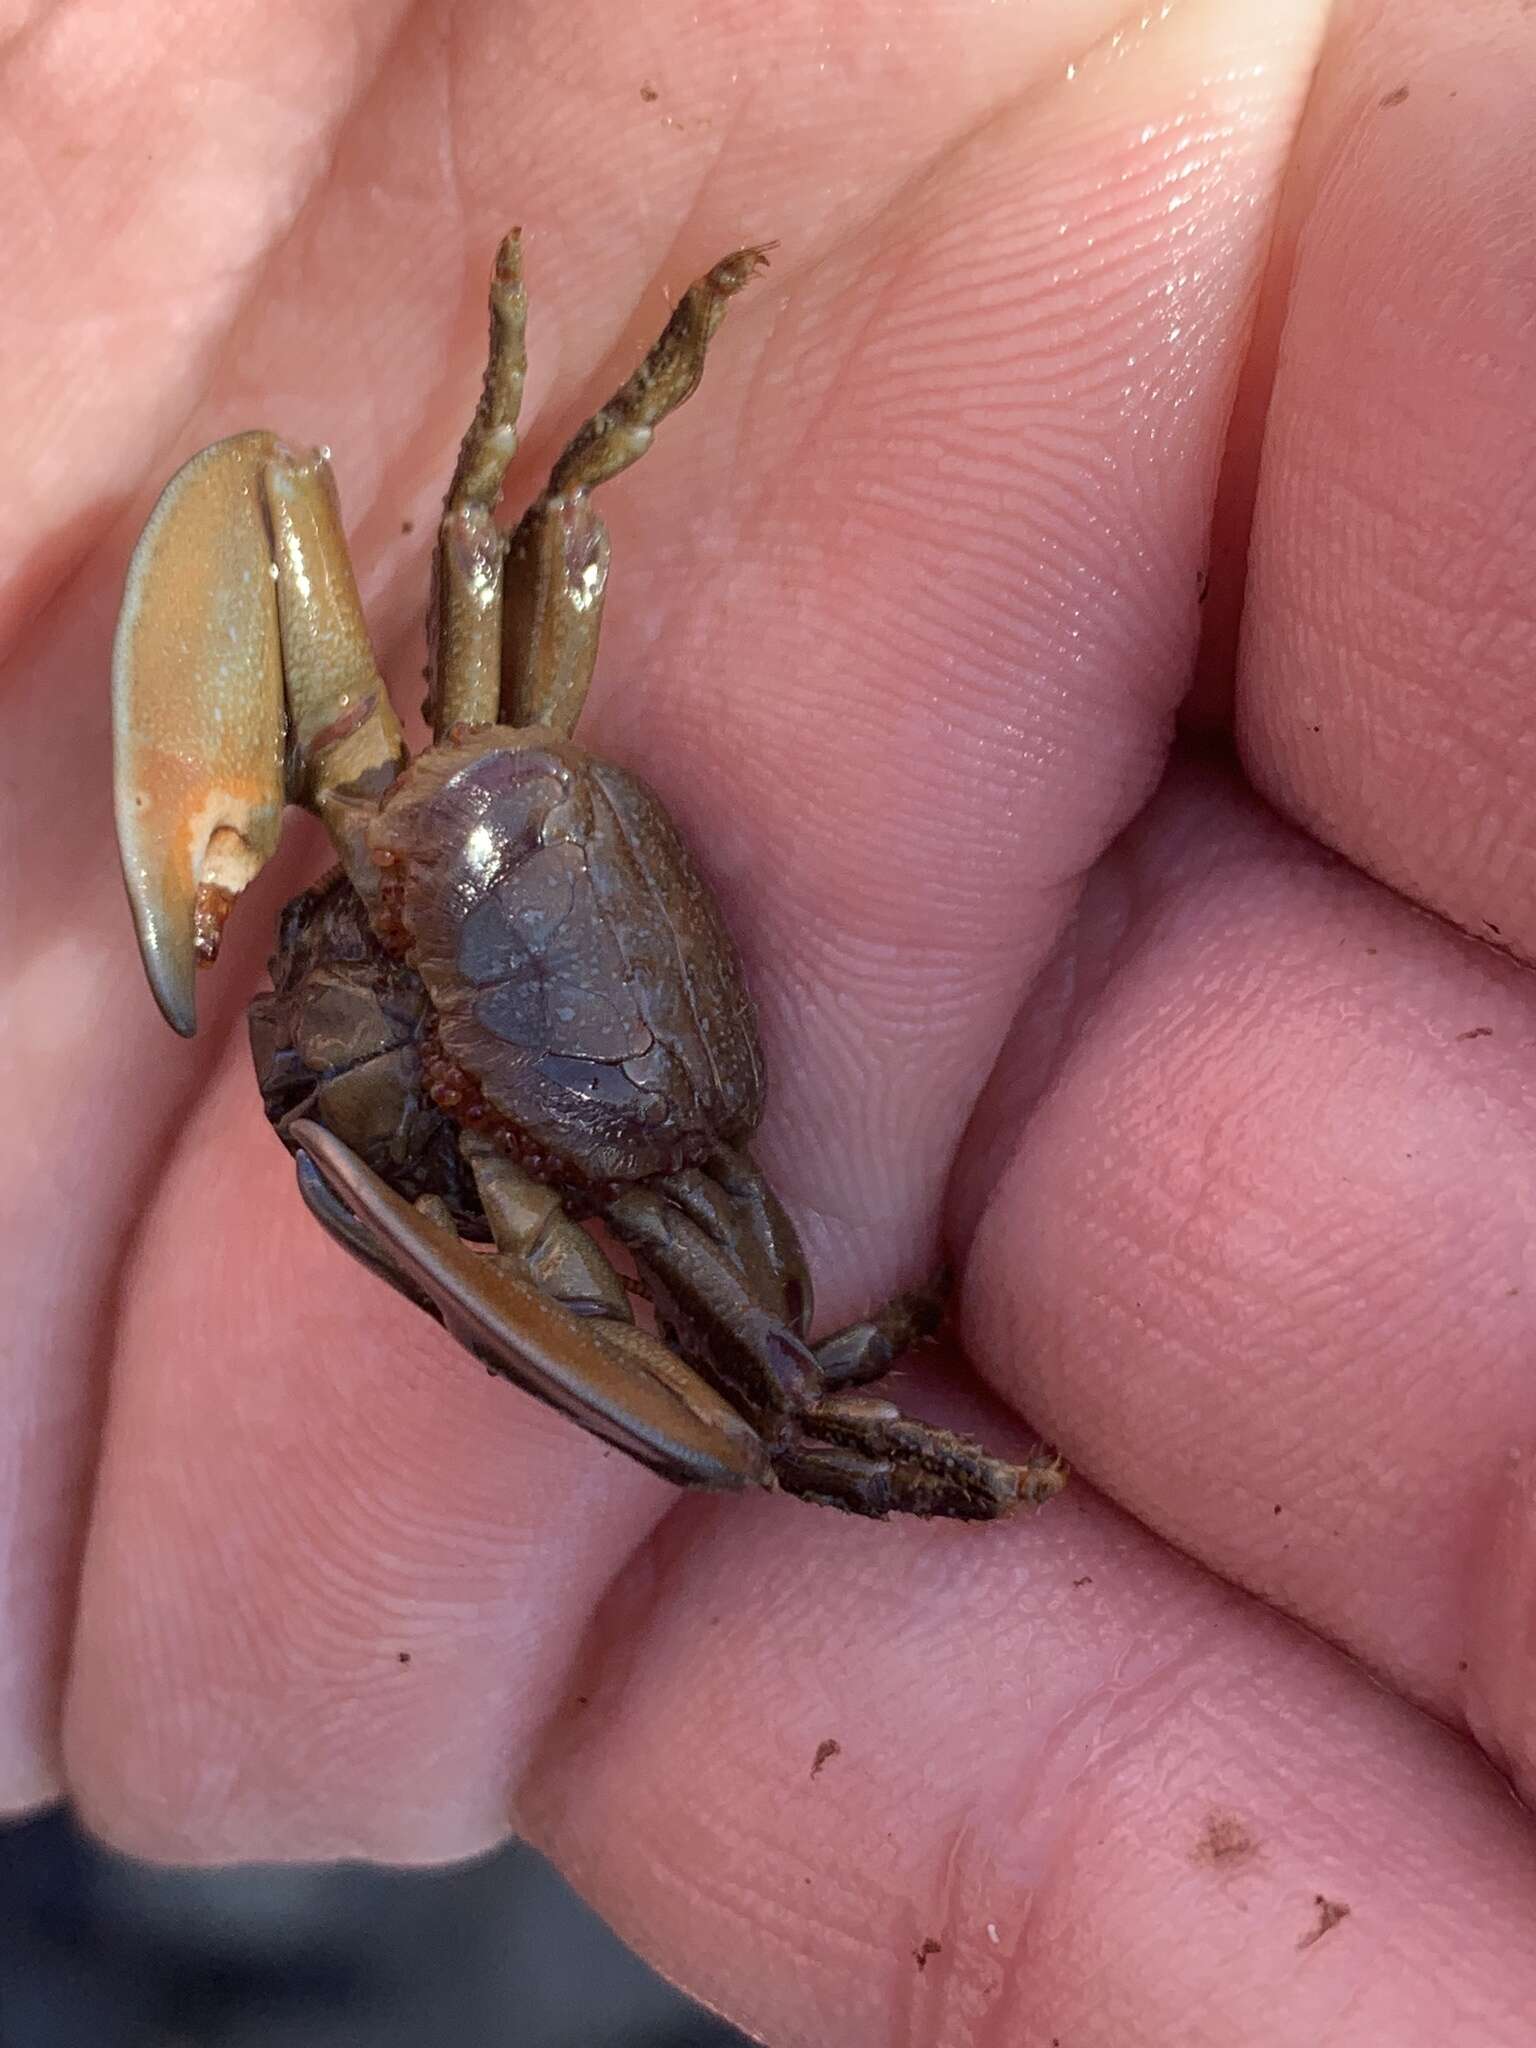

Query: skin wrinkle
(903, 1623), (1254, 2048)
(981, 749), (1226, 1087)
(0, 2), (61, 64)
(509, 1493), (682, 1838)
(1264, 591), (1532, 907)
(951, 825), (1161, 1254)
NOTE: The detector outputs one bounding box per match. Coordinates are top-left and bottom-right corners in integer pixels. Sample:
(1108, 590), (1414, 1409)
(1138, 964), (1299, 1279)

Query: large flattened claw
(114, 431), (404, 1036)
(290, 1120), (773, 1494)
(113, 431), (289, 1036)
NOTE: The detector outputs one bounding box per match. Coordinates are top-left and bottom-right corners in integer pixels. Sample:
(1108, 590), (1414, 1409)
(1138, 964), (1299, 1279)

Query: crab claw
(113, 432), (290, 1036)
(114, 430), (404, 1036)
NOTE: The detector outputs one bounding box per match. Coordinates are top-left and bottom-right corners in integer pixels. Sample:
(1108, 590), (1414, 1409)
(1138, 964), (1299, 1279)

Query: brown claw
(289, 1119), (772, 1492)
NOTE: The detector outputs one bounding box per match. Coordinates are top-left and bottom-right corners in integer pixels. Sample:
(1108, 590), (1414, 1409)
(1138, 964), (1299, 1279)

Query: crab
(111, 231), (1065, 1519)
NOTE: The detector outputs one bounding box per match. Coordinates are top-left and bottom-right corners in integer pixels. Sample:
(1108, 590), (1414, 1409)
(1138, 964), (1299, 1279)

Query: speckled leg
(500, 245), (771, 737)
(785, 1394), (1065, 1522)
(428, 231), (528, 735)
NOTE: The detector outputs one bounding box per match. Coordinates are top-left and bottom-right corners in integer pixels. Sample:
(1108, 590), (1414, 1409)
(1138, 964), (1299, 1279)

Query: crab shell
(366, 730), (765, 1195)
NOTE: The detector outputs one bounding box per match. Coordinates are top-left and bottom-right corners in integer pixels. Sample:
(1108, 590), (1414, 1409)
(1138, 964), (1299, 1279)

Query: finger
(65, 1058), (676, 1863)
(0, 0), (419, 1813)
(522, 1488), (1536, 2047)
(960, 753), (1536, 1782)
(1232, 0), (1536, 957)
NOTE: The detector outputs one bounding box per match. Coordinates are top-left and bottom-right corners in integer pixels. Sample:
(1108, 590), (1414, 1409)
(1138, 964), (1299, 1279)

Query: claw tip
(140, 928), (200, 1038)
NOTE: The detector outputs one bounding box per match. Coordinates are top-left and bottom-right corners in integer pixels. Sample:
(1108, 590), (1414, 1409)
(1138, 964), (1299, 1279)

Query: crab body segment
(112, 233), (1064, 1520)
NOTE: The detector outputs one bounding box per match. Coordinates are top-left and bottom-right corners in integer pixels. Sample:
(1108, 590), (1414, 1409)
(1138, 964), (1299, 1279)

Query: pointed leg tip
(494, 228), (524, 282)
(712, 244), (774, 295)
(1017, 1457), (1069, 1510)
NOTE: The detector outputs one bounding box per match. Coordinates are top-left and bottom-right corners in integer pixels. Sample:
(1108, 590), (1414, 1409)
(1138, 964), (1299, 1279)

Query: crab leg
(290, 1120), (771, 1492)
(604, 1179), (1060, 1516)
(790, 1392), (1066, 1521)
(427, 231), (528, 736)
(813, 1279), (950, 1388)
(604, 1183), (823, 1433)
(500, 245), (770, 738)
(114, 431), (405, 1034)
(661, 1145), (815, 1339)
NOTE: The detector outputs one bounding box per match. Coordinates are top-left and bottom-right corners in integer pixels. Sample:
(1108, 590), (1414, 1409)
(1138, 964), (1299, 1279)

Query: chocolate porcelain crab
(112, 232), (1064, 1519)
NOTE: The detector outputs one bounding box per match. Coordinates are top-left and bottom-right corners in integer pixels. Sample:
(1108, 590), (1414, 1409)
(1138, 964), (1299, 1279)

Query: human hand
(5, 1), (1536, 2041)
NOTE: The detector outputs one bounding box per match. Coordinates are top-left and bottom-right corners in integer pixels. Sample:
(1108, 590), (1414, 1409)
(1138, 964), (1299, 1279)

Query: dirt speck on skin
(640, 81), (659, 101)
(913, 1938), (941, 1972)
(397, 1651), (411, 1665)
(1299, 1895), (1351, 1949)
(1379, 83), (1409, 107)
(1193, 1810), (1258, 1866)
(811, 1739), (841, 1779)
(1457, 1026), (1493, 1041)
(1073, 1575), (1094, 1588)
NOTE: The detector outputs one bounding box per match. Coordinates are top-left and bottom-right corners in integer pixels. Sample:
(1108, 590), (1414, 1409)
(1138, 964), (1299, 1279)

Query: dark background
(0, 1807), (751, 2047)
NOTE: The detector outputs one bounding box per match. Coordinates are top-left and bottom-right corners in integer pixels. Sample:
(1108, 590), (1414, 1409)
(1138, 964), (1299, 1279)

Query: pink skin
(4, 0), (1536, 2039)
